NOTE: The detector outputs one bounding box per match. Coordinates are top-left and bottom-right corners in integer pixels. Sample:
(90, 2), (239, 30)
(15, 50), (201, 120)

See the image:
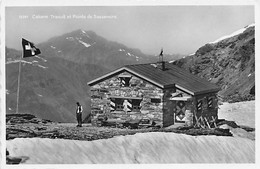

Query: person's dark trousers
(76, 112), (82, 126)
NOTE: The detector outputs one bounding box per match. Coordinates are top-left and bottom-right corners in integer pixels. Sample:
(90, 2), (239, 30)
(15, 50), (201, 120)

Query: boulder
(6, 149), (29, 164)
(217, 120), (239, 128)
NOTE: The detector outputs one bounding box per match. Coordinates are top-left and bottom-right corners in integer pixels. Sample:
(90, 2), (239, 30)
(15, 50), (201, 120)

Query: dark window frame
(151, 98), (161, 103)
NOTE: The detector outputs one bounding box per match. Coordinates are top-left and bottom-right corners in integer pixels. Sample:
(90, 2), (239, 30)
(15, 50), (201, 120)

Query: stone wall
(162, 88), (176, 127)
(193, 93), (218, 126)
(90, 73), (164, 125)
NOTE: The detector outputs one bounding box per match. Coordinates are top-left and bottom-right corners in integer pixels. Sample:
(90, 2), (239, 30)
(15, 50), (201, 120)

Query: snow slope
(7, 132), (254, 164)
(218, 101), (255, 128)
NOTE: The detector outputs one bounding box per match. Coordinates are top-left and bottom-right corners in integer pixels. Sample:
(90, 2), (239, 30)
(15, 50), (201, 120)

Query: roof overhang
(88, 67), (126, 86)
(175, 84), (195, 95)
(175, 84), (220, 96)
(88, 67), (167, 89)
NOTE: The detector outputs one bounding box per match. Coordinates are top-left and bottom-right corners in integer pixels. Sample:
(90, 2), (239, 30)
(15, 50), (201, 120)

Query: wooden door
(175, 101), (186, 122)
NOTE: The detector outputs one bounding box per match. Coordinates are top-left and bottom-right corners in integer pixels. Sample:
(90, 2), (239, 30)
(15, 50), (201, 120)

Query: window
(207, 97), (214, 109)
(197, 99), (203, 111)
(116, 104), (124, 110)
(118, 75), (132, 87)
(132, 99), (142, 111)
(110, 97), (142, 112)
(151, 98), (161, 103)
(110, 98), (124, 111)
(115, 98), (124, 111)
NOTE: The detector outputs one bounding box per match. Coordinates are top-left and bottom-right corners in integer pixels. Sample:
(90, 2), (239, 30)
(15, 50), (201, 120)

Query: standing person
(76, 102), (83, 127)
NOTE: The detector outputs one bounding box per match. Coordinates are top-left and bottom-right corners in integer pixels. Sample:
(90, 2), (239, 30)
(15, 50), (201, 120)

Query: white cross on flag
(22, 38), (41, 58)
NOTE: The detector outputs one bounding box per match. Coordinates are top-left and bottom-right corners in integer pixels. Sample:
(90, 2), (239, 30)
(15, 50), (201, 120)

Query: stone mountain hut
(87, 61), (220, 127)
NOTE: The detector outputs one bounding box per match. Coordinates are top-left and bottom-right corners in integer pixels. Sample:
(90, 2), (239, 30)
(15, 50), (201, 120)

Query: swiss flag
(22, 38), (41, 58)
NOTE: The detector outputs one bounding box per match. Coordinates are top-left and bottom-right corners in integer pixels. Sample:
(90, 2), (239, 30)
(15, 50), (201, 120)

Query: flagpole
(16, 38), (41, 114)
(16, 53), (23, 114)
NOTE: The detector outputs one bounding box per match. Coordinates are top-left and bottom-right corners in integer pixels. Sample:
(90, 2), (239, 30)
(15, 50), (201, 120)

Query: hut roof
(87, 62), (220, 95)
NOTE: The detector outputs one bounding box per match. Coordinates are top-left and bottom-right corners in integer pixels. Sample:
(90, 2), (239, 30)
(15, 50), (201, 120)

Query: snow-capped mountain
(38, 29), (157, 70)
(173, 24), (255, 102)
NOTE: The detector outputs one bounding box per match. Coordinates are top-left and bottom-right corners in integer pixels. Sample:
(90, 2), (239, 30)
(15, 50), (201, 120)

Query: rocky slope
(7, 113), (256, 142)
(173, 24), (255, 102)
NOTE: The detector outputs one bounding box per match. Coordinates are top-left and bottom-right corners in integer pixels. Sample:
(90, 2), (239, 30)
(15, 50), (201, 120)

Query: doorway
(175, 100), (186, 123)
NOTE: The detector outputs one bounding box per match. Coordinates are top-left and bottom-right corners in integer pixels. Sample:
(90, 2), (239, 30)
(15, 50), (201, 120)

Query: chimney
(161, 61), (165, 70)
(158, 48), (166, 71)
(157, 61), (166, 71)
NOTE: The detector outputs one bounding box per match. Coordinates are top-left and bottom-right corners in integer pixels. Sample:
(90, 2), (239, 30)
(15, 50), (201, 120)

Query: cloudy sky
(5, 5), (254, 55)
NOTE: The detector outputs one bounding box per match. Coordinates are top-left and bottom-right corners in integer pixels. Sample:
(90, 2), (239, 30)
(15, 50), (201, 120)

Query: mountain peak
(80, 29), (96, 36)
(63, 29), (96, 38)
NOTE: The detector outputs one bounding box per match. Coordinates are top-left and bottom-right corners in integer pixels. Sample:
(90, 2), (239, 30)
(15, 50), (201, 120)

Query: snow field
(7, 132), (254, 164)
(218, 101), (255, 128)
